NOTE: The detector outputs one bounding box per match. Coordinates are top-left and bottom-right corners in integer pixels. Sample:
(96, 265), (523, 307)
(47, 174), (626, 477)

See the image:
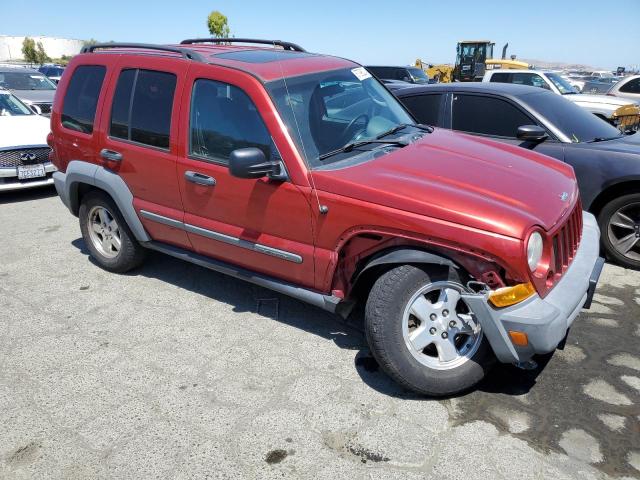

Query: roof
(393, 82), (545, 98)
(0, 66), (41, 74)
(366, 65), (417, 69)
(79, 41), (357, 83)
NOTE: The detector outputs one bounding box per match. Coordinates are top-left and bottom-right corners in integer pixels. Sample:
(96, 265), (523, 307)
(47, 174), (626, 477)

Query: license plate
(17, 164), (46, 180)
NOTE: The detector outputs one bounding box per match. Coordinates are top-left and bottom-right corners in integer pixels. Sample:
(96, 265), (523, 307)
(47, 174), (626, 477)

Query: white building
(0, 35), (84, 61)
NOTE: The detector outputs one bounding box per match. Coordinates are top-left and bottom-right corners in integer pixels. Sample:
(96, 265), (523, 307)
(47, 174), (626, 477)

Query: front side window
(189, 79), (272, 164)
(489, 72), (511, 83)
(61, 65), (106, 134)
(620, 78), (640, 94)
(452, 94), (534, 138)
(0, 92), (33, 116)
(407, 67), (430, 84)
(0, 71), (56, 91)
(109, 69), (176, 149)
(511, 73), (549, 90)
(266, 67), (414, 168)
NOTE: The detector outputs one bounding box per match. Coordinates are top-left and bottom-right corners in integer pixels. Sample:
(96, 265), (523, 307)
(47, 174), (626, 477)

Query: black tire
(364, 265), (495, 397)
(79, 190), (146, 273)
(597, 193), (640, 270)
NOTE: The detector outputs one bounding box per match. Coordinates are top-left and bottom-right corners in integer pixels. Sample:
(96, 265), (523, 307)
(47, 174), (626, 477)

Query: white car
(0, 89), (55, 191)
(482, 69), (640, 132)
(605, 74), (640, 102)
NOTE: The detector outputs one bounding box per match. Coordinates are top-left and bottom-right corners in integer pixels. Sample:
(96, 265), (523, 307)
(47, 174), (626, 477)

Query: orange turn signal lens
(508, 330), (529, 347)
(488, 282), (536, 308)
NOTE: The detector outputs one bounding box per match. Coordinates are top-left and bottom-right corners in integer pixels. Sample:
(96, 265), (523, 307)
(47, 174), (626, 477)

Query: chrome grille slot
(0, 147), (52, 168)
(551, 201), (582, 282)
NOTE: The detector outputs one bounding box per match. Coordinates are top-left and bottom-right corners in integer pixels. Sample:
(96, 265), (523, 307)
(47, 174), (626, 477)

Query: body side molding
(143, 241), (339, 312)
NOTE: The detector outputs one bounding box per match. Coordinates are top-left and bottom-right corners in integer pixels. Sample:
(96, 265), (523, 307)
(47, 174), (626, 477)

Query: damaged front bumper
(462, 212), (604, 364)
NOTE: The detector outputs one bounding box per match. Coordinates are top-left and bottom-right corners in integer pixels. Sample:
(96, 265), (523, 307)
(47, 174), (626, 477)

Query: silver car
(0, 67), (56, 115)
(605, 74), (640, 102)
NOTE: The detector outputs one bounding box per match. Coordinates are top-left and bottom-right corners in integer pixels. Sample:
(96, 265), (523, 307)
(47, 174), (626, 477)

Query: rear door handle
(100, 149), (123, 162)
(184, 170), (216, 186)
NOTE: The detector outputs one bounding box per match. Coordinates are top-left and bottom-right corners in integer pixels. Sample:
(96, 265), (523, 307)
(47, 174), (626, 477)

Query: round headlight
(527, 232), (543, 271)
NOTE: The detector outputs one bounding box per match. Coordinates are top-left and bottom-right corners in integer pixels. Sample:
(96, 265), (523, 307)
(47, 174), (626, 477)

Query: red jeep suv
(50, 39), (603, 396)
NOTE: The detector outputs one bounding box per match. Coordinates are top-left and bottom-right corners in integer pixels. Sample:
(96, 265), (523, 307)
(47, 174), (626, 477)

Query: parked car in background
(395, 82), (640, 268)
(50, 40), (602, 396)
(38, 65), (66, 84)
(366, 65), (430, 85)
(483, 69), (640, 133)
(605, 75), (640, 102)
(0, 67), (56, 115)
(590, 71), (615, 79)
(0, 88), (55, 191)
(581, 76), (619, 94)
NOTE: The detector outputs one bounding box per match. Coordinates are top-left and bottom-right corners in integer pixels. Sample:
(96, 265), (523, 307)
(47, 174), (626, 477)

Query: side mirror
(517, 125), (548, 143)
(229, 147), (284, 180)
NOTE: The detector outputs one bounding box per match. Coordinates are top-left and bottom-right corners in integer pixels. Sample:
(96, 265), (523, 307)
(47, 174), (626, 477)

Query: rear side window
(109, 69), (176, 149)
(61, 65), (106, 134)
(620, 78), (640, 94)
(399, 94), (443, 126)
(452, 94), (533, 138)
(189, 79), (271, 164)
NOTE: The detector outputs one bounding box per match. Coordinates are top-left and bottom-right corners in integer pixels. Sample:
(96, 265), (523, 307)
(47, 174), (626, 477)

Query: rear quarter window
(61, 65), (107, 134)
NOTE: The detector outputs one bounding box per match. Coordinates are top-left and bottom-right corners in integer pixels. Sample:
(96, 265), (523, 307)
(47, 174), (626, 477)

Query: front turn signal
(488, 283), (536, 308)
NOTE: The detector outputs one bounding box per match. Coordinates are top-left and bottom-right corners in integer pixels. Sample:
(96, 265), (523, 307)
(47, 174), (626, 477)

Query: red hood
(313, 129), (578, 239)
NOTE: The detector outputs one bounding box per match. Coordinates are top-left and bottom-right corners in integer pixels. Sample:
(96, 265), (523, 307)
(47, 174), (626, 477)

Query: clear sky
(3, 0), (639, 70)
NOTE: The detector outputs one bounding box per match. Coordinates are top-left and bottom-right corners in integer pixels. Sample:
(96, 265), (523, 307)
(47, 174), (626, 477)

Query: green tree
(36, 41), (50, 64)
(207, 10), (230, 38)
(22, 37), (50, 65)
(21, 37), (38, 63)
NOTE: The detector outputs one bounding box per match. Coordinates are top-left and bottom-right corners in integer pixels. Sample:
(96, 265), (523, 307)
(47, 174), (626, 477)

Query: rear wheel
(365, 265), (494, 396)
(79, 191), (146, 273)
(598, 193), (640, 270)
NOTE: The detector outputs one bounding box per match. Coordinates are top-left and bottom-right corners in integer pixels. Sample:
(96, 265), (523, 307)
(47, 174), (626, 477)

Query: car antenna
(272, 41), (328, 215)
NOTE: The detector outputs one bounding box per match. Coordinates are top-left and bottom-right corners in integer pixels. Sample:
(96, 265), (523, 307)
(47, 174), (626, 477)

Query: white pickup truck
(482, 69), (640, 133)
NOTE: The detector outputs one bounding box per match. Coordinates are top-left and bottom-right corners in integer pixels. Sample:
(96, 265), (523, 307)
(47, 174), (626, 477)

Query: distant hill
(519, 58), (599, 71)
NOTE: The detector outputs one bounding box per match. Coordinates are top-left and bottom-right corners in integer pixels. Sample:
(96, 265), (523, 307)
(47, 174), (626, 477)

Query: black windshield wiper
(589, 135), (623, 143)
(318, 139), (408, 161)
(376, 123), (433, 139)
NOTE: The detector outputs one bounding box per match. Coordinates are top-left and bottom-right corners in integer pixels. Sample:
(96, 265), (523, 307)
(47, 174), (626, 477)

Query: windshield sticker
(351, 67), (372, 81)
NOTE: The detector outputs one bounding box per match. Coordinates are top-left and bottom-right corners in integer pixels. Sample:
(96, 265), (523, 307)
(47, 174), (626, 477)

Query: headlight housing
(527, 232), (543, 271)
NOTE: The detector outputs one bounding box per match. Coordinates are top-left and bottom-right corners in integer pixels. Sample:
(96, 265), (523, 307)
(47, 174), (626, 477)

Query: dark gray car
(0, 67), (56, 115)
(395, 82), (640, 269)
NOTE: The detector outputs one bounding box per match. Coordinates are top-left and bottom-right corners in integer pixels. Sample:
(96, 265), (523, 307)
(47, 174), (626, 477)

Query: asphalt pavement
(1, 187), (639, 479)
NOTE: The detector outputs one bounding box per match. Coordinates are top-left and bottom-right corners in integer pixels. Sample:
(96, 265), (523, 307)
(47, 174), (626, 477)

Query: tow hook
(514, 360), (538, 370)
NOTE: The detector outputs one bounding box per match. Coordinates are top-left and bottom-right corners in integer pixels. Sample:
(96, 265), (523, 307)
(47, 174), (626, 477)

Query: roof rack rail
(180, 38), (306, 52)
(81, 43), (206, 62)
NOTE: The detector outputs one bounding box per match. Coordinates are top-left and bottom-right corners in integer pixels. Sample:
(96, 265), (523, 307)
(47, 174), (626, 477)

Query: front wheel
(598, 193), (640, 270)
(365, 265), (494, 396)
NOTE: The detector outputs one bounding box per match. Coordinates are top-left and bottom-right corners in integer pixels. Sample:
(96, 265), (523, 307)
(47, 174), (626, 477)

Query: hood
(313, 129), (578, 239)
(566, 93), (638, 109)
(576, 131), (640, 154)
(0, 115), (51, 149)
(10, 89), (56, 104)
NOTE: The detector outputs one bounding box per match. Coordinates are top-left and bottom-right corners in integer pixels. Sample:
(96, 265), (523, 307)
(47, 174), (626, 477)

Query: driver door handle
(184, 170), (216, 186)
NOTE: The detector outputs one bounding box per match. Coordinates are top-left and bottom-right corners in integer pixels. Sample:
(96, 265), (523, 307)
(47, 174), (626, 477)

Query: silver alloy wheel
(87, 205), (121, 259)
(402, 281), (483, 371)
(607, 202), (640, 262)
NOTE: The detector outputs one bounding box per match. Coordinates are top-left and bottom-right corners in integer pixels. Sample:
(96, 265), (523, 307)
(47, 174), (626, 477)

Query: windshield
(522, 91), (622, 143)
(266, 67), (415, 168)
(546, 72), (579, 94)
(0, 92), (33, 116)
(407, 67), (429, 84)
(0, 71), (57, 91)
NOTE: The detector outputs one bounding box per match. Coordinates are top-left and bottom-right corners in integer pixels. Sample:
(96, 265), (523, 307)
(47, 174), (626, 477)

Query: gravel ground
(1, 187), (639, 480)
